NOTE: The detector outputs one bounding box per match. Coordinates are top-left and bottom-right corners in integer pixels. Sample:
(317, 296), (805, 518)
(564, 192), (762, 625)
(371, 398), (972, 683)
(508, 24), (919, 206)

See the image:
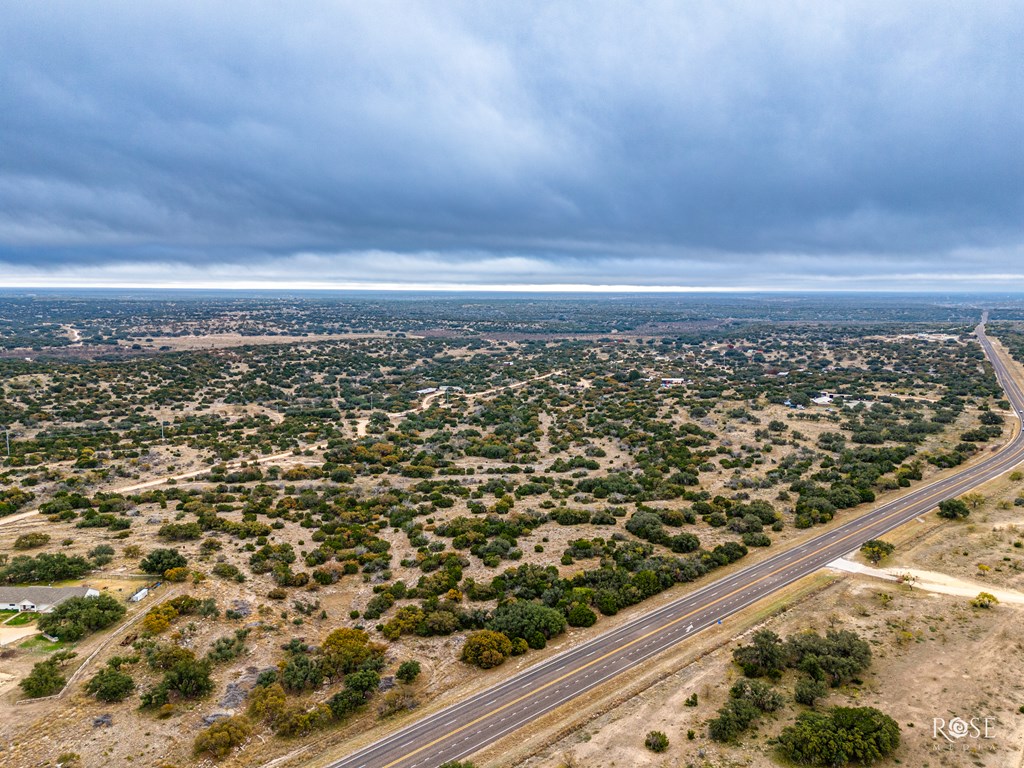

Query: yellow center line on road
(379, 430), (1024, 768)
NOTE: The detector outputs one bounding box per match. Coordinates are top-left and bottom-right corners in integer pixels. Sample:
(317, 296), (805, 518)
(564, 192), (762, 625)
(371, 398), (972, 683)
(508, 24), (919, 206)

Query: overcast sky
(1, 2), (1022, 291)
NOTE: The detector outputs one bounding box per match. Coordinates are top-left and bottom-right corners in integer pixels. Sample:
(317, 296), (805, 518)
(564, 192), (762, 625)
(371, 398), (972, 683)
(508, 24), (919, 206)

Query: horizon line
(2, 280), (1023, 295)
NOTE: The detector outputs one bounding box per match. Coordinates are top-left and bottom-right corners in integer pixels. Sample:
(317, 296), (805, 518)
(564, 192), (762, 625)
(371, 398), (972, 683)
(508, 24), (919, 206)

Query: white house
(0, 586), (100, 613)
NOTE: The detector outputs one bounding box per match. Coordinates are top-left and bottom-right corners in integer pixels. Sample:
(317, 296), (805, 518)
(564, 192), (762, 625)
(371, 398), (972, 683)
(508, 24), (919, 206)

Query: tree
(89, 544), (115, 567)
(378, 688), (418, 717)
(85, 664), (135, 702)
(645, 731), (669, 752)
(140, 548), (187, 575)
(777, 706), (900, 766)
(625, 511), (668, 544)
(320, 627), (384, 678)
(194, 715), (253, 758)
(37, 594), (126, 642)
(20, 659), (66, 698)
(937, 498), (970, 520)
(971, 592), (999, 609)
(565, 603), (597, 628)
(786, 630), (871, 687)
(961, 492), (986, 510)
(328, 688), (367, 720)
(708, 698), (760, 742)
(344, 668), (380, 694)
(732, 629), (785, 678)
(274, 702), (332, 737)
(248, 682), (287, 726)
(0, 552), (92, 584)
(707, 672), (786, 742)
(460, 630), (513, 669)
(859, 539), (895, 565)
(164, 658), (214, 698)
(794, 676), (828, 706)
(280, 654), (324, 692)
(488, 601), (566, 649)
(395, 660), (421, 684)
(730, 678), (784, 712)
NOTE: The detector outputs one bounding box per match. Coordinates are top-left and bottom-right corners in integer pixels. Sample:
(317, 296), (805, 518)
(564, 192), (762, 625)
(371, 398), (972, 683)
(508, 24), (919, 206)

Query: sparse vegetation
(0, 294), (1018, 767)
(644, 730), (669, 752)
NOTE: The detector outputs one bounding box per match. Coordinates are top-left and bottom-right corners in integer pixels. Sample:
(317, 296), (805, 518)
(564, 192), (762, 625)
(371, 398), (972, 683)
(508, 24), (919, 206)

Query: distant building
(660, 378), (689, 387)
(0, 586), (100, 613)
(414, 387), (438, 395)
(129, 587), (149, 603)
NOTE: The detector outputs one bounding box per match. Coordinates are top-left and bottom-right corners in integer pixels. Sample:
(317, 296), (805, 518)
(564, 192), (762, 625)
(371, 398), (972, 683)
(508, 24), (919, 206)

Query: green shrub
(0, 552), (92, 584)
(19, 659), (66, 698)
(85, 664), (135, 702)
(13, 532), (50, 550)
(937, 498), (970, 519)
(139, 548), (188, 575)
(645, 731), (669, 752)
(36, 594), (126, 642)
(460, 630), (513, 669)
(488, 601), (566, 644)
(777, 706), (900, 766)
(565, 603), (597, 628)
(860, 539), (895, 564)
(211, 562), (245, 582)
(396, 660), (421, 684)
(194, 715), (253, 758)
(795, 676), (829, 706)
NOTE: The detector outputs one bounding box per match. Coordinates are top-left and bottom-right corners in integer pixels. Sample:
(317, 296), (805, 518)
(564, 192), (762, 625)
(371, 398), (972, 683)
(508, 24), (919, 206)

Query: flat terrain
(518, 469), (1024, 768)
(2, 295), (1024, 768)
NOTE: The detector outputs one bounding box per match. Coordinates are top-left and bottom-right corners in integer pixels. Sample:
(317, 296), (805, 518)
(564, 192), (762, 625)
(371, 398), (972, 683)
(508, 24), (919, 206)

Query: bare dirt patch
(510, 573), (1024, 768)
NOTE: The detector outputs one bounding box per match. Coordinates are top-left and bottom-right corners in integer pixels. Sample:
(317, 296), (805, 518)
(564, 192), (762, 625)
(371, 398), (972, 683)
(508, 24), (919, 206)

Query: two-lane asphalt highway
(323, 318), (1024, 768)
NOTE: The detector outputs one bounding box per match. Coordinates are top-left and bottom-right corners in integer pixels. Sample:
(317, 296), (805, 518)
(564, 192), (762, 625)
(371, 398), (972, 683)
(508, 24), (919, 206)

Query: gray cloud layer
(1, 1), (1022, 288)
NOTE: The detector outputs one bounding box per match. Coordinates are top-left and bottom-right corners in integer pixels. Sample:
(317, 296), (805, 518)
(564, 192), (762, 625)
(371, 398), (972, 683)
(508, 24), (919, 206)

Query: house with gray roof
(0, 586), (100, 613)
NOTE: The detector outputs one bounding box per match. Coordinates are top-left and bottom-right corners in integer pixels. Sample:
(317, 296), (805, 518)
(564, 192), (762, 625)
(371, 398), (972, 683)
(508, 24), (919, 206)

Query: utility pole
(160, 421), (166, 441)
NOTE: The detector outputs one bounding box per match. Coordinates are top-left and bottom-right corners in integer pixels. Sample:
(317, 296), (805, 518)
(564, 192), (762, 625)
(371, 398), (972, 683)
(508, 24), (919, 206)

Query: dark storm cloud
(0, 1), (1022, 288)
